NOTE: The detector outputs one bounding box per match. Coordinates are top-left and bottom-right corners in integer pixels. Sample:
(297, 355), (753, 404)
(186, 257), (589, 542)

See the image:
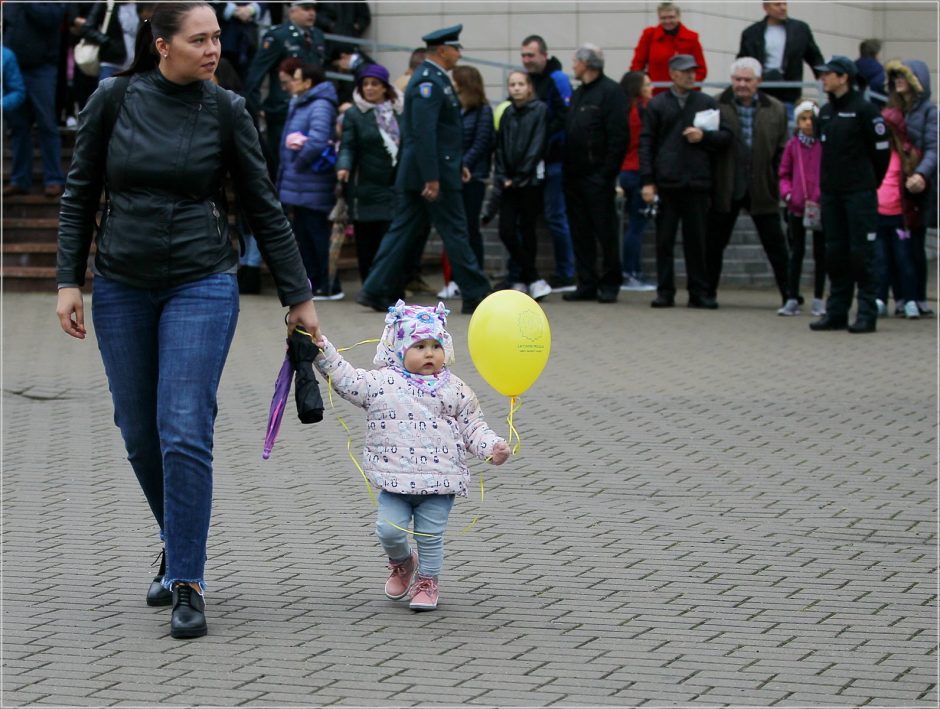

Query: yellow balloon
(467, 290), (552, 397)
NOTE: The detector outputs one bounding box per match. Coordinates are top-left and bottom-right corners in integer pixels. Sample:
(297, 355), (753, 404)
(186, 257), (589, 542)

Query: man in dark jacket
(561, 44), (628, 303)
(640, 54), (732, 309)
(315, 1), (371, 37)
(3, 2), (67, 197)
(521, 34), (575, 289)
(809, 56), (890, 334)
(707, 57), (790, 308)
(737, 1), (824, 110)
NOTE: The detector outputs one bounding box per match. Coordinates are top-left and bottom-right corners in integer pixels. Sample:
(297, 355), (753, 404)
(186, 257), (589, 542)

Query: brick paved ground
(3, 282), (937, 707)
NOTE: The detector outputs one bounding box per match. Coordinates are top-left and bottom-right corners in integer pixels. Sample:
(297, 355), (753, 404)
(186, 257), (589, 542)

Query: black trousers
(498, 185), (543, 284)
(462, 180), (487, 269)
(655, 187), (710, 300)
(706, 195), (789, 302)
(785, 212), (826, 300)
(563, 172), (622, 295)
(821, 189), (879, 321)
(353, 220), (390, 284)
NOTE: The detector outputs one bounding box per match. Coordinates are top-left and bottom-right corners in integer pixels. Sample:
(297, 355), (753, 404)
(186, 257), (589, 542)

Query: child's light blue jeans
(375, 491), (455, 577)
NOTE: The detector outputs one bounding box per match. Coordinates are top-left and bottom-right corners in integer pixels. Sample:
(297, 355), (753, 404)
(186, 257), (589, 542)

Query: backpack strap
(212, 83), (243, 252)
(102, 75), (130, 149)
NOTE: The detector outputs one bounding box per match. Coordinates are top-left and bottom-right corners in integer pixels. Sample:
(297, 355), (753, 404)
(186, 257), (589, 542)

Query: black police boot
(146, 550), (172, 607)
(809, 315), (848, 331)
(170, 585), (207, 639)
(848, 318), (877, 334)
(650, 295), (675, 308)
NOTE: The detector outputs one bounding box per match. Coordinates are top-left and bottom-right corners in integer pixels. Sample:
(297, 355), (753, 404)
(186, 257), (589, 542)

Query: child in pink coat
(314, 300), (510, 611)
(778, 100), (827, 317)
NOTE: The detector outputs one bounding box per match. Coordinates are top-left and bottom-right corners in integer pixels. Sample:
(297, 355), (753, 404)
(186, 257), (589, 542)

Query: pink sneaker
(409, 575), (439, 611)
(384, 550), (417, 600)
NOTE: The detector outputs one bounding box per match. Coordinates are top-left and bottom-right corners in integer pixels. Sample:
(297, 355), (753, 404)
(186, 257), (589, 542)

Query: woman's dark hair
(619, 71), (646, 109)
(452, 65), (487, 109)
(118, 2), (211, 77)
(296, 63), (326, 87)
(278, 57), (303, 77)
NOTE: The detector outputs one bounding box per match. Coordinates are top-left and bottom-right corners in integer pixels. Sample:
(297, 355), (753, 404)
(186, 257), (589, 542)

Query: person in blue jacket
(277, 62), (340, 299)
(1, 46), (26, 113)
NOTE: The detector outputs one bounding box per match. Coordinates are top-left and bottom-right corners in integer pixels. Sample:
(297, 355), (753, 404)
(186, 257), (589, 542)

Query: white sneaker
(904, 300), (920, 319)
(777, 299), (800, 316)
(528, 279), (552, 301)
(435, 281), (460, 299)
(876, 298), (887, 316)
(917, 301), (935, 316)
(811, 298), (826, 316)
(511, 282), (528, 293)
(313, 289), (344, 301)
(620, 275), (657, 292)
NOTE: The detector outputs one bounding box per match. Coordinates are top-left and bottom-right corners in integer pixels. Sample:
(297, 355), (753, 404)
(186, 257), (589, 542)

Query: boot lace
(410, 576), (438, 598)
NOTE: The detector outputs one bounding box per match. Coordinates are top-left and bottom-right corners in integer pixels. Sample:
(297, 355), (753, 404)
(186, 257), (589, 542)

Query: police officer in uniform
(810, 55), (890, 333)
(244, 2), (326, 175)
(355, 25), (492, 314)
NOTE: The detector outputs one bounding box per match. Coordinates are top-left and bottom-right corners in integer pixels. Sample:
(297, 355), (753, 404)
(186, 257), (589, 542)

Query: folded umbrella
(262, 326), (324, 459)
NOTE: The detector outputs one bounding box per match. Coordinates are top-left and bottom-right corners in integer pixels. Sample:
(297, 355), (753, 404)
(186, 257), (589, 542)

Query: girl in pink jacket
(314, 300), (510, 611)
(778, 100), (826, 317)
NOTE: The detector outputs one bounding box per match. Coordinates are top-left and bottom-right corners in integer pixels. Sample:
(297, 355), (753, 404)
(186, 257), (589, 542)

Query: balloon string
(324, 339), (485, 539)
(507, 396), (522, 455)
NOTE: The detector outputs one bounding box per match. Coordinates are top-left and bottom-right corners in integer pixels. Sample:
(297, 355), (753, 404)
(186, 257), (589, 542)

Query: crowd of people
(25, 0), (934, 639)
(4, 0), (936, 318)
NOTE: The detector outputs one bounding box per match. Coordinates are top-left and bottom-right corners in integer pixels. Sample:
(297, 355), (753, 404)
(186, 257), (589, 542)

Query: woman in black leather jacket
(55, 2), (320, 640)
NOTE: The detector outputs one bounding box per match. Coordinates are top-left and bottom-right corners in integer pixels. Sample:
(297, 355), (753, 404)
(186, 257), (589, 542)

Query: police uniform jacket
(244, 22), (326, 117)
(396, 59), (463, 191)
(817, 88), (890, 193)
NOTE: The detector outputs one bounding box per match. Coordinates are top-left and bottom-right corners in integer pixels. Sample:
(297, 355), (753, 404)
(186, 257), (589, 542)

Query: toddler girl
(314, 300), (510, 610)
(778, 100), (826, 317)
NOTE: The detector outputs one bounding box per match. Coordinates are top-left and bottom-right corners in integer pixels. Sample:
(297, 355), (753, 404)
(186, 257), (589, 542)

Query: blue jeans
(375, 491), (455, 577)
(7, 63), (64, 189)
(92, 273), (240, 591)
(239, 234), (263, 268)
(618, 170), (648, 276)
(874, 213), (917, 303)
(543, 162), (575, 279)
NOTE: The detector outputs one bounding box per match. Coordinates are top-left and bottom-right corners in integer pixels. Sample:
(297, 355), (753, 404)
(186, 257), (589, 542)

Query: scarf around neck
(353, 88), (403, 166)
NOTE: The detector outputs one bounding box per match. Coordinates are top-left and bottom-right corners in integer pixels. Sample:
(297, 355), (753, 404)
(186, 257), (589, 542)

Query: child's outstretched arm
(312, 336), (379, 409)
(454, 381), (510, 465)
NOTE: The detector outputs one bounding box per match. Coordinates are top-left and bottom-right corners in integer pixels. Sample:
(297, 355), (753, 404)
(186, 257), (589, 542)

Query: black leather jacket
(57, 71), (311, 306)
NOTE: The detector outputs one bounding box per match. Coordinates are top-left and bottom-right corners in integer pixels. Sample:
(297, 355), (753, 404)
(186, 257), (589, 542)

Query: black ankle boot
(170, 585), (207, 639)
(146, 550), (172, 607)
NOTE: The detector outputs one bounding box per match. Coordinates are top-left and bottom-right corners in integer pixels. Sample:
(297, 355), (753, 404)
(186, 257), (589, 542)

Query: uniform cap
(668, 54), (699, 71)
(814, 55), (857, 78)
(422, 24), (463, 49)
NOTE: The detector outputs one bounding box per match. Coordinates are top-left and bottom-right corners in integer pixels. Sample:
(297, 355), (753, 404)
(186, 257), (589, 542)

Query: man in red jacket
(630, 2), (707, 95)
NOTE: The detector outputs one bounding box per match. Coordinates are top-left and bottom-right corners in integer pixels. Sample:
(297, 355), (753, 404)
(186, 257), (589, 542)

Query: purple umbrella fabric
(262, 352), (293, 460)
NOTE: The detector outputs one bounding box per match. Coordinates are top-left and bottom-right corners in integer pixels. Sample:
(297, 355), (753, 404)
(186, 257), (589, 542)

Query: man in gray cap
(356, 25), (492, 314)
(809, 55), (890, 333)
(640, 54), (731, 309)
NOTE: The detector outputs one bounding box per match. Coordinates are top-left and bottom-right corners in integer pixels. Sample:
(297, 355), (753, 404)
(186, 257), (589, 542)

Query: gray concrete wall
(361, 1), (938, 101)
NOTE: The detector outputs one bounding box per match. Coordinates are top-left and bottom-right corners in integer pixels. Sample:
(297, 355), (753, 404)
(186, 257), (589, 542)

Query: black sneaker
(562, 288), (597, 302)
(548, 274), (577, 292)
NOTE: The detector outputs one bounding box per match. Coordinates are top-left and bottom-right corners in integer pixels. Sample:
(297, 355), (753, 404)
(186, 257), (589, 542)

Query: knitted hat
(374, 299), (455, 370)
(794, 100), (819, 119)
(357, 63), (391, 86)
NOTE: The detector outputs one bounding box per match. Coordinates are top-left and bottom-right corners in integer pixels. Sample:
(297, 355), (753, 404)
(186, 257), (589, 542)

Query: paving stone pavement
(2, 283), (937, 707)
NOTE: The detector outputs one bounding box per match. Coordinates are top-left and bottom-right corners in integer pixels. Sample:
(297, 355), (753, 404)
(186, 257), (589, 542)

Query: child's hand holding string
(490, 441), (511, 465)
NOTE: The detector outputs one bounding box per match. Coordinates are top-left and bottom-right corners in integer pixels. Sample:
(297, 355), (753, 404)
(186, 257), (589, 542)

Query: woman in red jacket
(630, 2), (707, 95)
